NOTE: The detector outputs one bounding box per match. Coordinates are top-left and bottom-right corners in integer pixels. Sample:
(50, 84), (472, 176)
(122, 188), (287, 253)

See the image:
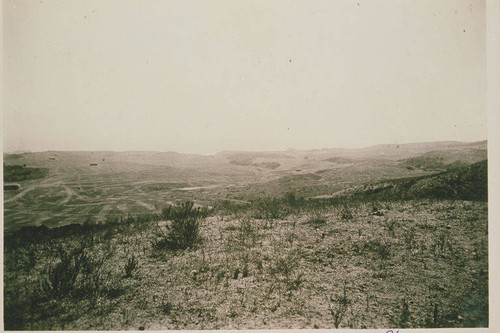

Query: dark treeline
(4, 164), (49, 182)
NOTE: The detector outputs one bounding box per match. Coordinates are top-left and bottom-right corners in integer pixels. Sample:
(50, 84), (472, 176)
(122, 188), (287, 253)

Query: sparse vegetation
(4, 193), (488, 329)
(328, 282), (351, 328)
(3, 149), (488, 330)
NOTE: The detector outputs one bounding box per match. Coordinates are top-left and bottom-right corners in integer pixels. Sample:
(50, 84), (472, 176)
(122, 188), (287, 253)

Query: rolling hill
(3, 140), (487, 231)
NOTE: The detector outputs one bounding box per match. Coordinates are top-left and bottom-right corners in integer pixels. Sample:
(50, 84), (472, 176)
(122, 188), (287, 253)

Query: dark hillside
(351, 160), (487, 202)
(4, 164), (49, 182)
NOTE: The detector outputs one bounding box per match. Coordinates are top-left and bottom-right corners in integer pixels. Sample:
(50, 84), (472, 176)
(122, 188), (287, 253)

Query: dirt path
(62, 185), (87, 203)
(136, 201), (156, 211)
(177, 185), (221, 191)
(5, 183), (88, 205)
(3, 186), (36, 203)
(95, 205), (113, 221)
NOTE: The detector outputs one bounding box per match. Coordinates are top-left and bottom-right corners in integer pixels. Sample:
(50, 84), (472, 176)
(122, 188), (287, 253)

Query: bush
(124, 255), (138, 278)
(236, 218), (258, 250)
(161, 201), (211, 221)
(305, 216), (326, 226)
(37, 245), (106, 301)
(38, 247), (83, 300)
(242, 263), (249, 278)
(153, 201), (203, 252)
(339, 205), (353, 220)
(159, 297), (174, 315)
(252, 197), (287, 220)
(328, 283), (351, 328)
(399, 298), (410, 328)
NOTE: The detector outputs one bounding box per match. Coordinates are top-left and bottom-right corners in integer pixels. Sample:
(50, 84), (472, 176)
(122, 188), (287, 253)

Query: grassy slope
(4, 201), (488, 329)
(349, 160), (487, 202)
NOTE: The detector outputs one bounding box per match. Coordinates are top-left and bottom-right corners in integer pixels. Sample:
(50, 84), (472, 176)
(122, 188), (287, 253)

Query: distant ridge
(4, 140), (487, 156)
(216, 140), (487, 156)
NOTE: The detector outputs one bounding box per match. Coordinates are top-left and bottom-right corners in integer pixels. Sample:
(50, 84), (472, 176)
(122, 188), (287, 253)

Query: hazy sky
(3, 0), (486, 154)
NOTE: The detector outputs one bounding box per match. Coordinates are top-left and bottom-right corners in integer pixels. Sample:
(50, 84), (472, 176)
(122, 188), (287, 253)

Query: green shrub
(252, 197), (286, 220)
(38, 248), (82, 300)
(306, 217), (327, 226)
(124, 255), (138, 278)
(153, 201), (203, 252)
(328, 283), (351, 328)
(161, 201), (210, 221)
(242, 263), (249, 278)
(237, 218), (258, 249)
(399, 298), (410, 328)
(37, 245), (106, 301)
(356, 239), (392, 260)
(233, 268), (240, 279)
(339, 205), (353, 220)
(159, 297), (174, 315)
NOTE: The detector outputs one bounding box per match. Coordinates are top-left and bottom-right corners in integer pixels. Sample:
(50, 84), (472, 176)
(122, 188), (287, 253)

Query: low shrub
(153, 201), (203, 252)
(124, 255), (138, 278)
(37, 244), (108, 302)
(328, 283), (351, 328)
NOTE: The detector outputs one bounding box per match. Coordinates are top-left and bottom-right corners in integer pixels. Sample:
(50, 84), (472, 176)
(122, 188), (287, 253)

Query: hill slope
(349, 160), (487, 202)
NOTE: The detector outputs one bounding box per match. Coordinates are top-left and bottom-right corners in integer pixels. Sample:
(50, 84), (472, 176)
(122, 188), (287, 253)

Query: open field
(3, 141), (486, 232)
(3, 141), (488, 329)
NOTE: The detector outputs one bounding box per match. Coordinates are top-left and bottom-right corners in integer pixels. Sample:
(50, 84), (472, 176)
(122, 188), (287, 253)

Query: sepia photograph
(2, 0), (497, 331)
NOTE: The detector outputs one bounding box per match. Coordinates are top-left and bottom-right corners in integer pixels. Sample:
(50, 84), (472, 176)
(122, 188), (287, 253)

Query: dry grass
(4, 199), (488, 330)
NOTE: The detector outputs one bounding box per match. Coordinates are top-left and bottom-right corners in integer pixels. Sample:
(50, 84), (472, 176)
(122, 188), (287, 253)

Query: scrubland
(4, 195), (487, 329)
(3, 144), (488, 329)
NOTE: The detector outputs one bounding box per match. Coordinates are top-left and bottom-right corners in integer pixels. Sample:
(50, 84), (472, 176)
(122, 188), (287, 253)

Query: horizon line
(3, 139), (488, 156)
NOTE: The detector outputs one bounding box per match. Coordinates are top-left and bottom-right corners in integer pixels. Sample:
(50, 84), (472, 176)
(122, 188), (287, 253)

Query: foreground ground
(4, 198), (488, 330)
